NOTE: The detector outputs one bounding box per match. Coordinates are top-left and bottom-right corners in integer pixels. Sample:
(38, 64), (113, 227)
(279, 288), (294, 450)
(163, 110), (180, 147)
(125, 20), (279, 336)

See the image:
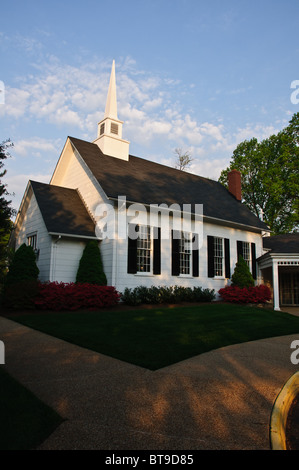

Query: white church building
(11, 62), (299, 310)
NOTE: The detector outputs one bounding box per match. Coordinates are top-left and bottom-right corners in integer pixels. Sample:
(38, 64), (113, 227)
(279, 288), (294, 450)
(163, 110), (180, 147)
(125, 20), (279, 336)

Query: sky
(1, 0), (299, 212)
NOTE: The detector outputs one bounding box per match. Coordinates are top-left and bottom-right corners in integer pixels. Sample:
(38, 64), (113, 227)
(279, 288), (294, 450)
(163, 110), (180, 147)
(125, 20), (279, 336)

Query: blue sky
(1, 0), (299, 211)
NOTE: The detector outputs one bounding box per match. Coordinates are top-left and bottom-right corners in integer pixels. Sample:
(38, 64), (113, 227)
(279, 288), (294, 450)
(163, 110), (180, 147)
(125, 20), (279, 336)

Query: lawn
(0, 367), (64, 450)
(11, 303), (299, 370)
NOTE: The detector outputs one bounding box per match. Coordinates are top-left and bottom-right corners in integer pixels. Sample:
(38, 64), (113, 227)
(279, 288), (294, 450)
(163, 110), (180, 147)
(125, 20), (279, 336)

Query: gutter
(49, 232), (99, 240)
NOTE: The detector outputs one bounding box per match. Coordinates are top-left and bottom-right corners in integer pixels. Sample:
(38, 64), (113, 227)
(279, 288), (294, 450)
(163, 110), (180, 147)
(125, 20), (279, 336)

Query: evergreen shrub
(5, 244), (39, 284)
(231, 256), (255, 288)
(2, 244), (39, 308)
(76, 241), (107, 286)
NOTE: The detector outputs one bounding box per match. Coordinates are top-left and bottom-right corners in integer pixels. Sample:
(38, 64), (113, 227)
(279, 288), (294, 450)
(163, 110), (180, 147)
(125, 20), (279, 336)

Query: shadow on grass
(0, 367), (64, 450)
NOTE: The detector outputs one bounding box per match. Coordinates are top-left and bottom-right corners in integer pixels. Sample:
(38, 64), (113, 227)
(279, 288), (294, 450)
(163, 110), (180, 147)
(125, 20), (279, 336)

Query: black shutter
(224, 238), (230, 279)
(237, 240), (243, 261)
(127, 224), (138, 274)
(171, 230), (180, 276)
(192, 233), (199, 277)
(153, 227), (161, 275)
(251, 243), (257, 280)
(207, 236), (214, 278)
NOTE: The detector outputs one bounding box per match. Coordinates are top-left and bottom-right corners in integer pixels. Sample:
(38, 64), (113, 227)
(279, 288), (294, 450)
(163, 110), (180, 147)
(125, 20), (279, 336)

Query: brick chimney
(228, 169), (242, 201)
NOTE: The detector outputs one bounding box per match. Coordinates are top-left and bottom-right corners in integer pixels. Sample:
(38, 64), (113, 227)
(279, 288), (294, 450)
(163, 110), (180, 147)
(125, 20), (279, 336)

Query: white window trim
(27, 232), (37, 250)
(136, 225), (153, 275)
(214, 237), (224, 279)
(179, 231), (192, 276)
(241, 241), (251, 269)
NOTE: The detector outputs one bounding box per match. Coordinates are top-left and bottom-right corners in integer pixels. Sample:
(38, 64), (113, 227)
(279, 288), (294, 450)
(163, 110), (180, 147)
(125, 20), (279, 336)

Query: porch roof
(262, 233), (299, 254)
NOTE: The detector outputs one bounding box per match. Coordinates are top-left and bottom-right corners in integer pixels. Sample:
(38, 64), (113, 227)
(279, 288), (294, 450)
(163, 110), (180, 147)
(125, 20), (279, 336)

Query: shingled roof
(69, 136), (269, 232)
(262, 233), (299, 254)
(30, 181), (96, 238)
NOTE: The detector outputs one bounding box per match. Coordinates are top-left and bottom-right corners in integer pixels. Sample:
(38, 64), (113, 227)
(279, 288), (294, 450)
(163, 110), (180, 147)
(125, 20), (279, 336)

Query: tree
(0, 139), (16, 281)
(174, 147), (193, 171)
(231, 256), (254, 288)
(218, 113), (299, 234)
(76, 241), (107, 285)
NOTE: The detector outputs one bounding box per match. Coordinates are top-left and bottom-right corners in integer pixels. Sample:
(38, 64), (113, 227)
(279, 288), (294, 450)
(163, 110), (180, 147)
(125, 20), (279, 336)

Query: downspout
(50, 235), (61, 282)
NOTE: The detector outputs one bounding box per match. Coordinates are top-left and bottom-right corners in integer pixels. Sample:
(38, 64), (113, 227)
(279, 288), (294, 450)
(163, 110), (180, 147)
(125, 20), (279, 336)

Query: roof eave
(49, 232), (99, 240)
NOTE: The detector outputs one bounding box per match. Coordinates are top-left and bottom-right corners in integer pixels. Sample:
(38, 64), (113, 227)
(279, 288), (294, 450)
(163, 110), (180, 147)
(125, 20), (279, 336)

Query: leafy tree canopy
(0, 139), (16, 280)
(0, 139), (15, 232)
(219, 113), (299, 234)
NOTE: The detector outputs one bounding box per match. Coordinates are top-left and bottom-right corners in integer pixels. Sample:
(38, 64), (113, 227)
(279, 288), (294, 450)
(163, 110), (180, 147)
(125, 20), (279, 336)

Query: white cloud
(13, 138), (61, 157)
(2, 88), (31, 118)
(6, 172), (52, 212)
(1, 55), (287, 192)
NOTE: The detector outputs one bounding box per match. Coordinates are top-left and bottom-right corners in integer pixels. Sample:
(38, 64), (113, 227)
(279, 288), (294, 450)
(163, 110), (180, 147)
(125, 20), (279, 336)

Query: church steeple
(104, 60), (118, 120)
(94, 60), (129, 161)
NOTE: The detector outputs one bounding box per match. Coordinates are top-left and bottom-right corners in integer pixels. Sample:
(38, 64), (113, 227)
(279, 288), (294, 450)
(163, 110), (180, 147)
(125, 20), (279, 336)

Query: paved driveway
(0, 315), (298, 450)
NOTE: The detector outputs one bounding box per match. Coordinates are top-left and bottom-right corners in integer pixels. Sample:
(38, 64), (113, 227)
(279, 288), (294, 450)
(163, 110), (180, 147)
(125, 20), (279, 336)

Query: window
(237, 241), (257, 280)
(27, 233), (37, 250)
(242, 242), (250, 268)
(207, 236), (230, 278)
(137, 225), (151, 272)
(100, 123), (105, 135)
(214, 237), (224, 277)
(179, 232), (192, 275)
(127, 224), (161, 275)
(172, 230), (199, 277)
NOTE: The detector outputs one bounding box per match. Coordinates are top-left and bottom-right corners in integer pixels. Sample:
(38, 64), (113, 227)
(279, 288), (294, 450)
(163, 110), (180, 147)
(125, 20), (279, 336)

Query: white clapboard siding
(15, 193), (52, 282)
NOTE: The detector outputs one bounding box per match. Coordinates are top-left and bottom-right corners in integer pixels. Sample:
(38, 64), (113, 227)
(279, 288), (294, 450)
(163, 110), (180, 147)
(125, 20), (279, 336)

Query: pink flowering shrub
(218, 285), (271, 304)
(35, 281), (121, 311)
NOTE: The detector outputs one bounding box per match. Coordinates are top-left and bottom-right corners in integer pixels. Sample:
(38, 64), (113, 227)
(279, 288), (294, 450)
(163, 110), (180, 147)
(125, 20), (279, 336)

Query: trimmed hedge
(121, 285), (216, 306)
(218, 285), (271, 304)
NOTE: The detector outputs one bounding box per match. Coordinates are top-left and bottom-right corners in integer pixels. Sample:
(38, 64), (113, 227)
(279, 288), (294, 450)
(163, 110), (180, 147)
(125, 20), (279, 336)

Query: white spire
(93, 60), (129, 161)
(104, 60), (118, 120)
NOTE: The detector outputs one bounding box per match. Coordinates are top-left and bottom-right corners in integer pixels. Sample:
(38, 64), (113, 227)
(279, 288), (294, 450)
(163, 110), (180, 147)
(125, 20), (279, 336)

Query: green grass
(11, 303), (299, 370)
(0, 367), (64, 450)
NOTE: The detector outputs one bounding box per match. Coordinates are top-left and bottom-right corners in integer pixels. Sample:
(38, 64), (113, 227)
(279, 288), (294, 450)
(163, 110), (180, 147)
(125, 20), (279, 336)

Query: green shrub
(121, 285), (216, 306)
(231, 256), (255, 288)
(193, 286), (216, 302)
(121, 287), (143, 306)
(2, 244), (39, 309)
(76, 241), (107, 285)
(4, 244), (39, 284)
(3, 280), (39, 309)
